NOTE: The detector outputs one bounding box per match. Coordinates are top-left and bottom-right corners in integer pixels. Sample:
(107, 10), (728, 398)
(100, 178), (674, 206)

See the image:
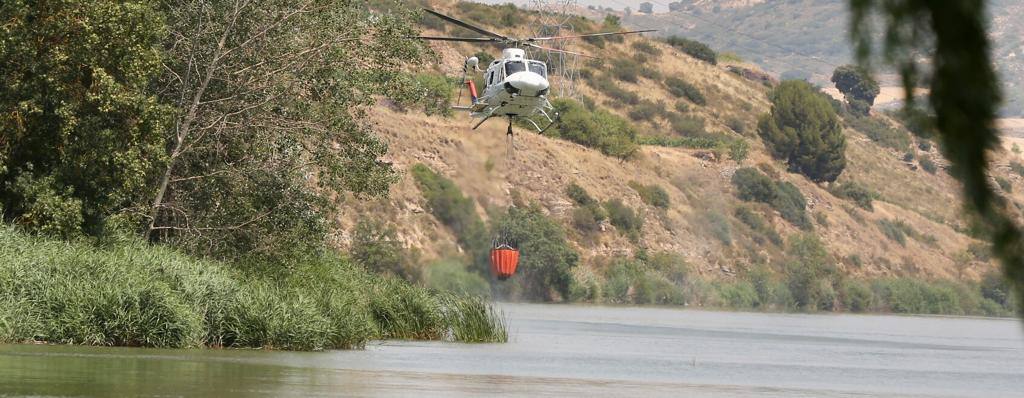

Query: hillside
(337, 1), (1022, 311)
(608, 0), (1024, 117)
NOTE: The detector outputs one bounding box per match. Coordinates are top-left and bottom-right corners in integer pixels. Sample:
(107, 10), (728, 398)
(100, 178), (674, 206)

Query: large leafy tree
(848, 0), (1024, 313)
(147, 0), (424, 259)
(492, 205), (579, 302)
(831, 64), (880, 115)
(758, 80), (847, 183)
(0, 0), (169, 237)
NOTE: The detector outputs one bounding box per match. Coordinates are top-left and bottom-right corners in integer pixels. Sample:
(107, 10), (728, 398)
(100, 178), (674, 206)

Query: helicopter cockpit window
(505, 61), (526, 75)
(528, 62), (547, 77)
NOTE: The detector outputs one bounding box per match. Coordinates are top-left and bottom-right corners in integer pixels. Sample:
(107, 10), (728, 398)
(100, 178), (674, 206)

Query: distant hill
(620, 0), (1024, 116)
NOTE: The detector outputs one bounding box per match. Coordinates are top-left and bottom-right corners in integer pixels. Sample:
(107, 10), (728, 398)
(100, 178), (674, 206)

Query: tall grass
(0, 226), (506, 349)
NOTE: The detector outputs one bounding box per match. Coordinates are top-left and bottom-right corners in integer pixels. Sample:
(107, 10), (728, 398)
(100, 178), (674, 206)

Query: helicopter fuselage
(465, 48), (554, 124)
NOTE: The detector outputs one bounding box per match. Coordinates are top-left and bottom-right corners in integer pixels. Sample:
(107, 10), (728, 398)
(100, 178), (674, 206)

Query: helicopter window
(528, 62), (547, 77)
(505, 61), (526, 75)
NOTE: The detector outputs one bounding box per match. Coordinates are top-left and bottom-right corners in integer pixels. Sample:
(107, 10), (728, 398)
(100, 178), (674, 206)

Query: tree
(146, 0), (424, 260)
(758, 80), (847, 183)
(831, 64), (880, 114)
(638, 2), (654, 14)
(492, 205), (579, 301)
(351, 220), (419, 282)
(849, 0), (1024, 314)
(0, 1), (169, 237)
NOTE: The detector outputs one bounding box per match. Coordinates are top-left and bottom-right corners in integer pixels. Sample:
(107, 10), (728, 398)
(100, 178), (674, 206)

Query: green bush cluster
(410, 164), (489, 264)
(628, 100), (668, 121)
(668, 114), (707, 136)
(603, 199), (644, 242)
(631, 41), (662, 56)
(610, 58), (641, 83)
(830, 181), (877, 210)
(665, 36), (717, 65)
(351, 220), (420, 282)
(731, 168), (811, 229)
(591, 75), (640, 105)
(550, 98), (639, 159)
(1010, 161), (1024, 177)
(602, 257), (685, 305)
(0, 226), (507, 349)
(628, 181), (670, 208)
(734, 206), (783, 246)
(566, 183), (606, 234)
(920, 156), (938, 174)
(664, 77), (707, 105)
(411, 73), (454, 117)
(996, 176), (1013, 192)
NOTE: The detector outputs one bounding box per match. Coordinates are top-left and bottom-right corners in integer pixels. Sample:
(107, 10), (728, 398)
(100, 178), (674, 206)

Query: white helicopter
(413, 9), (656, 137)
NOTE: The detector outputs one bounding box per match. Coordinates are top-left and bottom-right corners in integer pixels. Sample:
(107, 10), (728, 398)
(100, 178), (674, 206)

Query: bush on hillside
(758, 80), (847, 183)
(602, 258), (684, 305)
(668, 114), (707, 137)
(734, 206), (783, 246)
(665, 36), (717, 65)
(784, 234), (838, 311)
(831, 65), (880, 114)
(566, 183), (596, 205)
(591, 75), (640, 105)
(412, 73), (454, 117)
(628, 100), (667, 121)
(996, 176), (1013, 193)
(919, 155), (938, 174)
(571, 204), (607, 233)
(610, 58), (641, 83)
(830, 181), (877, 211)
(664, 77), (707, 105)
(732, 168), (811, 229)
(603, 199), (644, 242)
(628, 181), (671, 208)
(491, 205), (579, 301)
(551, 98), (639, 159)
(632, 40), (662, 56)
(351, 220), (420, 282)
(410, 164), (488, 264)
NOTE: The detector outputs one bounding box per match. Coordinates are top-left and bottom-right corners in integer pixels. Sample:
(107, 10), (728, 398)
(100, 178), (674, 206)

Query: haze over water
(2, 304), (1023, 397)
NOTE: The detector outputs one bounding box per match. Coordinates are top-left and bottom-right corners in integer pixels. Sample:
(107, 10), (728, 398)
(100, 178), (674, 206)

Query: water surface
(2, 304), (1023, 397)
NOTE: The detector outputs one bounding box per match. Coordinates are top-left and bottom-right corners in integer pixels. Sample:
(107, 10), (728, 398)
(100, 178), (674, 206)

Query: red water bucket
(490, 248), (520, 280)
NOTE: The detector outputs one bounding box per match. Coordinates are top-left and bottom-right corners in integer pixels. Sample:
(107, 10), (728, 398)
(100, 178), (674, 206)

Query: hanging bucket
(490, 234), (520, 280)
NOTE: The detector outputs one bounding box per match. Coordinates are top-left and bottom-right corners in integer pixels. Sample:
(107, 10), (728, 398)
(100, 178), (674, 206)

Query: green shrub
(638, 135), (722, 149)
(602, 258), (683, 305)
(351, 220), (420, 282)
(551, 98), (639, 159)
(665, 36), (717, 65)
(491, 205), (579, 301)
(784, 234), (838, 311)
(920, 156), (938, 174)
(705, 211), (732, 245)
(592, 75), (641, 105)
(731, 168), (811, 229)
(571, 204), (607, 233)
(664, 77), (707, 105)
(610, 58), (641, 83)
(604, 199), (644, 242)
(424, 259), (491, 297)
(727, 117), (747, 135)
(727, 139), (750, 162)
(642, 251), (690, 285)
(840, 279), (874, 312)
(628, 100), (667, 121)
(410, 164), (488, 265)
(566, 183), (596, 205)
(628, 181), (671, 208)
(877, 219), (913, 246)
(412, 73), (454, 117)
(846, 115), (910, 151)
(758, 80), (846, 183)
(734, 206), (782, 246)
(831, 65), (880, 112)
(717, 281), (759, 309)
(831, 181), (877, 210)
(668, 114), (707, 136)
(631, 40), (662, 56)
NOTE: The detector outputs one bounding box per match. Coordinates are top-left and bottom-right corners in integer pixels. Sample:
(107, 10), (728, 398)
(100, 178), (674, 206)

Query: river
(2, 303), (1023, 397)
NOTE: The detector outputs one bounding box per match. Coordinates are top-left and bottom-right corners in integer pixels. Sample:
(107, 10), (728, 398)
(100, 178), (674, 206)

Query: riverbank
(0, 226), (506, 350)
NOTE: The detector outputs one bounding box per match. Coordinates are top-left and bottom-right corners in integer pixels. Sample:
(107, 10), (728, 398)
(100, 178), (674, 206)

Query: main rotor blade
(422, 9), (509, 41)
(524, 43), (596, 59)
(526, 29), (658, 42)
(408, 36), (499, 43)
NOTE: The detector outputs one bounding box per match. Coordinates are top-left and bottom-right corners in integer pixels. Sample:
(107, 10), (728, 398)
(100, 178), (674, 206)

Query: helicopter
(412, 9), (656, 138)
